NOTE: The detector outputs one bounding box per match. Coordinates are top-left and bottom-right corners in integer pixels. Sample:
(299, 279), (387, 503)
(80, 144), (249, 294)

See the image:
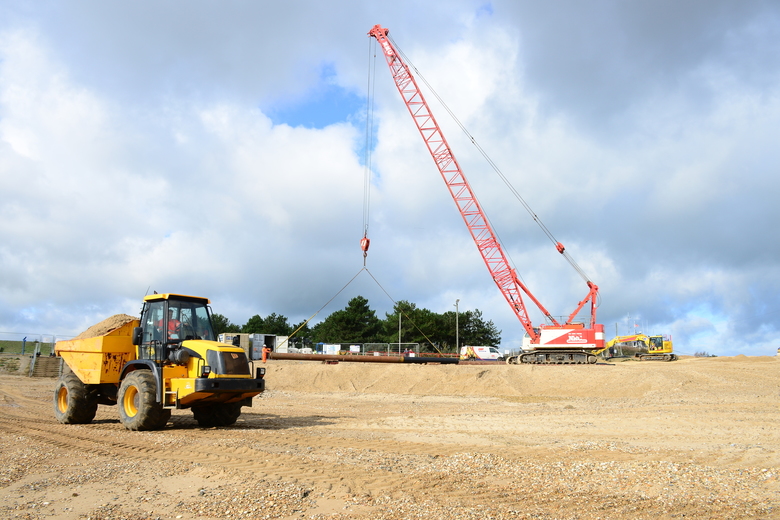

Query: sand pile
(73, 314), (138, 340)
(264, 355), (779, 399)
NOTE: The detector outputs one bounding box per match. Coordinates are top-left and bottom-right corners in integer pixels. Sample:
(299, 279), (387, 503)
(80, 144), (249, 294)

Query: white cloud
(1, 2), (780, 358)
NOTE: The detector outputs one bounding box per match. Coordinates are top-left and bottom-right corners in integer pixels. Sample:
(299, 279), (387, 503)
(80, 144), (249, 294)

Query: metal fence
(312, 343), (425, 356)
(0, 332), (71, 377)
(320, 343), (459, 357)
(0, 332), (74, 356)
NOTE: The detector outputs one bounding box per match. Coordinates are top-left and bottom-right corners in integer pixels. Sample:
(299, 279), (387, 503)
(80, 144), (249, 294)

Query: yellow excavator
(605, 333), (677, 361)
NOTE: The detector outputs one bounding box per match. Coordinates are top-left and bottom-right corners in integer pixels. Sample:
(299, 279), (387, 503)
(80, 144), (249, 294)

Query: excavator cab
(647, 335), (665, 353)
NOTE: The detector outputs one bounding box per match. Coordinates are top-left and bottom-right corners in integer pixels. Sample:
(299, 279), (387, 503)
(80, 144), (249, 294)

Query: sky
(1, 0), (779, 356)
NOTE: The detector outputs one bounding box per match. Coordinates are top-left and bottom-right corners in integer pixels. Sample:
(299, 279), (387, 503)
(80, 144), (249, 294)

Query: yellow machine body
(55, 319), (139, 384)
(53, 293), (265, 431)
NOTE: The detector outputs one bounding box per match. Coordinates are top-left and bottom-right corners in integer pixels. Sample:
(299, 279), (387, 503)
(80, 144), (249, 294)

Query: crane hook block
(556, 242), (565, 254)
(360, 237), (371, 254)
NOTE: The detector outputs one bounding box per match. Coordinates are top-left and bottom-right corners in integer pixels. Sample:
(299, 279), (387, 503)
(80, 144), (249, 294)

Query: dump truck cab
(134, 293), (219, 365)
(138, 294), (216, 344)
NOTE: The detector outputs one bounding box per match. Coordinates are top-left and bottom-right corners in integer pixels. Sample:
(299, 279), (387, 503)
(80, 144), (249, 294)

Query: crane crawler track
(506, 351), (598, 364)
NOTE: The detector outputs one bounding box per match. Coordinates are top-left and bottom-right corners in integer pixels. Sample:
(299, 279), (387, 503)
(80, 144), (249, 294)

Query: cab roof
(143, 293), (211, 304)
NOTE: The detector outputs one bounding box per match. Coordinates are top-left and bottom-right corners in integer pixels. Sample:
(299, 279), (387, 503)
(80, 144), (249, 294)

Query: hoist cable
(286, 266), (444, 355)
(389, 34), (593, 285)
(362, 37), (377, 239)
(364, 268), (445, 355)
(285, 267), (366, 341)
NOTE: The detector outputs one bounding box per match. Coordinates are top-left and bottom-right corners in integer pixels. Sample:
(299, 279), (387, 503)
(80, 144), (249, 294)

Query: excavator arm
(605, 334), (650, 350)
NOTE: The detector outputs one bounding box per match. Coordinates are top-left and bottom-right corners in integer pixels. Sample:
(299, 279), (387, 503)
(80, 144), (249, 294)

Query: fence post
(28, 341), (41, 377)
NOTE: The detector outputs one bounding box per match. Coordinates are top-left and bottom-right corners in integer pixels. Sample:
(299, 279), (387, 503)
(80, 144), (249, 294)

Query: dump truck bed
(55, 319), (139, 384)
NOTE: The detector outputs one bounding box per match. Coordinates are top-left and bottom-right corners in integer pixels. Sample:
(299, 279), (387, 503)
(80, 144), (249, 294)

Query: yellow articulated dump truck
(54, 293), (265, 431)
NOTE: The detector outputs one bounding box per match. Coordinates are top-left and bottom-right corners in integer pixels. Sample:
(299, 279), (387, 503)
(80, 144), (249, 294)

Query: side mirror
(132, 327), (143, 346)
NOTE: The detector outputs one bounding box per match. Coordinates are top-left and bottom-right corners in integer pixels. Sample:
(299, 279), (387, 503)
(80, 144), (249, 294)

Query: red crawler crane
(368, 25), (604, 364)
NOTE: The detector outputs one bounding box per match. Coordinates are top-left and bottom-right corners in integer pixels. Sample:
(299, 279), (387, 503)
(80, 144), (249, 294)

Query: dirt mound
(264, 355), (779, 399)
(73, 314), (138, 340)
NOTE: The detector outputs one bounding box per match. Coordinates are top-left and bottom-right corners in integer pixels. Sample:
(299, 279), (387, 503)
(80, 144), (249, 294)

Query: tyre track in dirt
(0, 402), (425, 499)
(0, 379), (697, 508)
(0, 384), (49, 411)
(2, 359), (778, 520)
(0, 381), (489, 504)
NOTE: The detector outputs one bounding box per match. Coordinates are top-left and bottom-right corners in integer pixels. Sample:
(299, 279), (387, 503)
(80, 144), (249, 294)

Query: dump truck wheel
(53, 373), (98, 424)
(118, 370), (168, 431)
(192, 402), (242, 427)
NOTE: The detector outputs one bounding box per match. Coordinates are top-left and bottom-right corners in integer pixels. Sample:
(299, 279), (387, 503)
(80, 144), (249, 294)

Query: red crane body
(369, 25), (604, 363)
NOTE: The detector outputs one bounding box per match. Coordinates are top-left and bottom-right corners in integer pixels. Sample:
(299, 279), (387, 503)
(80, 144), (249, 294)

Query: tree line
(211, 295), (501, 353)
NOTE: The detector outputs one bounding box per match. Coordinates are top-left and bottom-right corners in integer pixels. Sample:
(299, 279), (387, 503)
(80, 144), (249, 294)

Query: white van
(459, 346), (504, 361)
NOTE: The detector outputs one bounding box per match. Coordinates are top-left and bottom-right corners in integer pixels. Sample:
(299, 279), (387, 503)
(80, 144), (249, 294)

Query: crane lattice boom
(369, 25), (603, 354)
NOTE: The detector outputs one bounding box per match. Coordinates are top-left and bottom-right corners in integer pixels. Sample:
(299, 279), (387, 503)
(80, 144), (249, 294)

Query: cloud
(0, 24), (365, 330)
(1, 1), (780, 357)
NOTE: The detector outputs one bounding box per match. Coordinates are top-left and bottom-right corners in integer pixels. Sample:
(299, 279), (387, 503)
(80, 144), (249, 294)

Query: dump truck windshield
(169, 301), (215, 341)
(140, 299), (215, 346)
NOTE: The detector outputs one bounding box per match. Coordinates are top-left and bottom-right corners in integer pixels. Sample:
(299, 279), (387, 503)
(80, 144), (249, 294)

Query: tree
(290, 320), (311, 337)
(434, 310), (459, 353)
(211, 313), (240, 336)
(231, 298), (502, 351)
(383, 301), (431, 349)
(263, 313), (292, 336)
(459, 309), (501, 346)
(242, 313), (292, 335)
(288, 320), (313, 349)
(312, 296), (383, 343)
(383, 302), (459, 353)
(382, 306), (501, 352)
(242, 314), (265, 334)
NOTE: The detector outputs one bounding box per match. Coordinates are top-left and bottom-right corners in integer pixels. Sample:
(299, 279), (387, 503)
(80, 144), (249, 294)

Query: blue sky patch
(266, 63), (365, 129)
(477, 2), (494, 17)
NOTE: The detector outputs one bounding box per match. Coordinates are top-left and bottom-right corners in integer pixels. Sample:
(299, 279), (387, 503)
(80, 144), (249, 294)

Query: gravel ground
(0, 355), (778, 519)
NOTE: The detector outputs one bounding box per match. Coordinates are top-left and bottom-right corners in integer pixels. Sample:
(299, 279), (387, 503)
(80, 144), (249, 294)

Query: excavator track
(636, 353), (678, 362)
(506, 351), (598, 365)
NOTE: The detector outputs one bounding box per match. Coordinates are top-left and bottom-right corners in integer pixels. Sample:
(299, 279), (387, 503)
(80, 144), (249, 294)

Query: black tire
(53, 372), (98, 424)
(192, 402), (242, 427)
(118, 370), (169, 431)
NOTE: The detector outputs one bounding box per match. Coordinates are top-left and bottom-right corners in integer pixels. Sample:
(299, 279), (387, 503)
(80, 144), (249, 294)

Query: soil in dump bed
(72, 314), (138, 340)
